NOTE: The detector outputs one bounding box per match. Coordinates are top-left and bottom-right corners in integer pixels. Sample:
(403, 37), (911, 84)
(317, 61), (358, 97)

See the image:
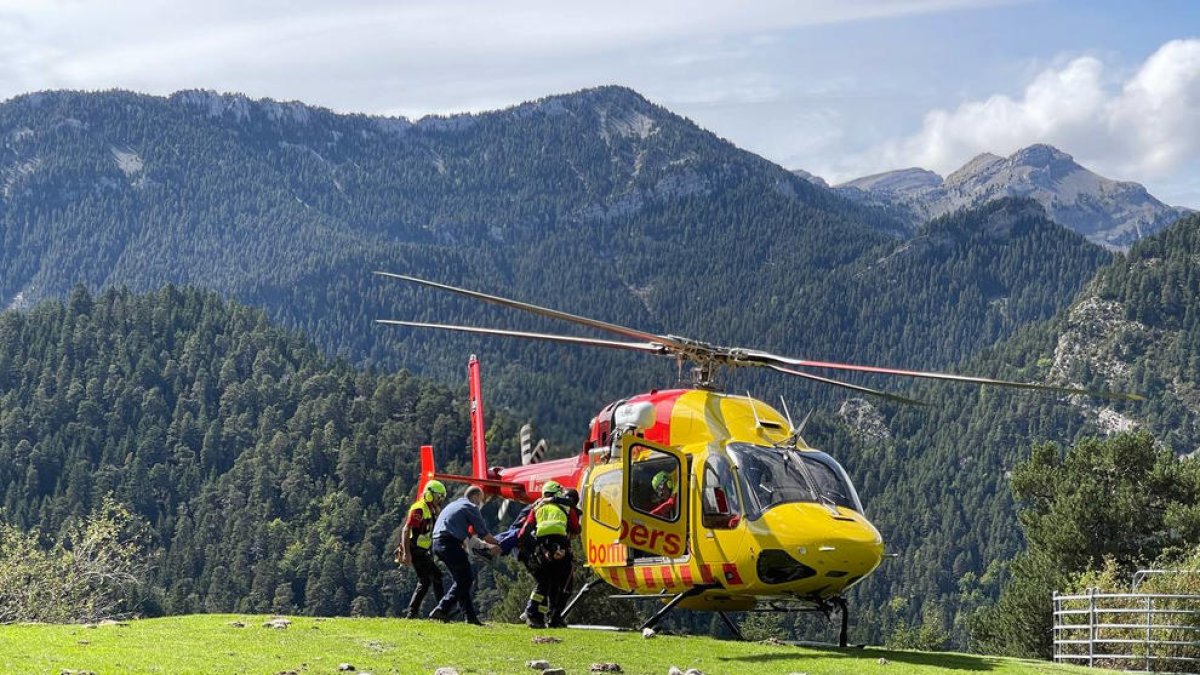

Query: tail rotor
(501, 422), (548, 521)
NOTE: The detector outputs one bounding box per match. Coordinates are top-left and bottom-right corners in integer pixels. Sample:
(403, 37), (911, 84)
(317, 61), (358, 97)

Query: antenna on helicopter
(779, 396), (795, 429)
(746, 391), (763, 428)
(746, 391), (785, 432)
(777, 407), (816, 449)
(796, 408), (814, 437)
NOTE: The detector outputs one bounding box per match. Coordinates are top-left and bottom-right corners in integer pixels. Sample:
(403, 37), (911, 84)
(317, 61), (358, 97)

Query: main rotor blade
(750, 351), (1142, 401)
(767, 365), (927, 406)
(376, 320), (668, 355)
(375, 272), (691, 350)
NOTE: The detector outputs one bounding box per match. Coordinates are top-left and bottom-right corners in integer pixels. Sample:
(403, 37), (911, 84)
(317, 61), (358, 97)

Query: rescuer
(519, 481), (581, 628)
(429, 485), (500, 625)
(396, 479), (448, 619)
(649, 470), (678, 519)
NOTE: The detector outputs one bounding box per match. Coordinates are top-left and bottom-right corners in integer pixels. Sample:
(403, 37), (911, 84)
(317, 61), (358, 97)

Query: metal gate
(1053, 589), (1200, 672)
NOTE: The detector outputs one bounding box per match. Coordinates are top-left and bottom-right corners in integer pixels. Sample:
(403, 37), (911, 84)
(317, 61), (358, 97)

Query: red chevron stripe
(679, 565), (694, 586)
(624, 567), (638, 588)
(699, 565), (715, 584)
(722, 563), (743, 585)
(660, 566), (674, 587)
(641, 566), (656, 588)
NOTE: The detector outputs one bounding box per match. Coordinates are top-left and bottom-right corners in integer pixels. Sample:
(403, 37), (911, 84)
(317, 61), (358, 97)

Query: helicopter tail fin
(415, 356), (526, 500)
(417, 443), (436, 497)
(468, 354), (489, 480)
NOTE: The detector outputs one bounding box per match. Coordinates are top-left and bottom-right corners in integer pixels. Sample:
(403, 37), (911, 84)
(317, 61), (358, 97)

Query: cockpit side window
(701, 452), (741, 529)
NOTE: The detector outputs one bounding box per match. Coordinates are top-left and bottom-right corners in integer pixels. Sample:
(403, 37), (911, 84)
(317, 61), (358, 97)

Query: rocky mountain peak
(791, 168), (829, 188)
(1011, 143), (1073, 166)
(841, 167), (942, 194)
(836, 144), (1191, 249)
(945, 152), (1003, 186)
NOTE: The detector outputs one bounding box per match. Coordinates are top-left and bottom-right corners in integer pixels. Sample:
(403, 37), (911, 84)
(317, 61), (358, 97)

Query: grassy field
(0, 614), (1107, 675)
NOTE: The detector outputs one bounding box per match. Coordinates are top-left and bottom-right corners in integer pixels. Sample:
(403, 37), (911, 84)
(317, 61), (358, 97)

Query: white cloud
(865, 39), (1200, 191)
(0, 0), (1010, 112)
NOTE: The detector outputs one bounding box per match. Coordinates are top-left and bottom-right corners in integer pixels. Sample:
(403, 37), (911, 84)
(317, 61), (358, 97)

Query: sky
(1, 0), (1198, 206)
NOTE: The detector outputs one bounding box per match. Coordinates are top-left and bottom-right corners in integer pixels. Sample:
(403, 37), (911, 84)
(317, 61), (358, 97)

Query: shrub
(0, 498), (150, 623)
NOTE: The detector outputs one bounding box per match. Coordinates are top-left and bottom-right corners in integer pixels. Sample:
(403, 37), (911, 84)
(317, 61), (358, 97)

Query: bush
(0, 498), (151, 623)
(1056, 550), (1200, 672)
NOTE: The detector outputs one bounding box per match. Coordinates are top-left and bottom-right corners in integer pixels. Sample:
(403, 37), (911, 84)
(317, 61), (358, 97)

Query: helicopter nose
(753, 504), (885, 583)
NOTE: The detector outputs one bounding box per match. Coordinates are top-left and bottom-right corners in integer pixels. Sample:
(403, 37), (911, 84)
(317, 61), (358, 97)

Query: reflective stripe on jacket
(409, 500), (433, 549)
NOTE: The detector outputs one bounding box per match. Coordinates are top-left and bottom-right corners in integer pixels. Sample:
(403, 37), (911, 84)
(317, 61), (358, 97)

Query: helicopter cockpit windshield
(725, 443), (864, 519)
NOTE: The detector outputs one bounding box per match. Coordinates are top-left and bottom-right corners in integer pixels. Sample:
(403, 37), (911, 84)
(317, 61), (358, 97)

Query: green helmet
(423, 480), (447, 501)
(652, 471), (674, 493)
(542, 480), (563, 497)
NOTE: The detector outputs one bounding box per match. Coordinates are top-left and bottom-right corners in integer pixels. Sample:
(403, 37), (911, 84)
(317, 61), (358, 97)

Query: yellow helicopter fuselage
(577, 389), (885, 611)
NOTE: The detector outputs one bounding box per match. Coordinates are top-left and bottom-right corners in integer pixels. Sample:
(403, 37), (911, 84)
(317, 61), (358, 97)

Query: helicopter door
(620, 434), (689, 559)
(582, 466), (629, 567)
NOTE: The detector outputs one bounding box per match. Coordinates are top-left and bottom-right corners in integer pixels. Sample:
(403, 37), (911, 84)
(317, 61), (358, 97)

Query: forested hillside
(0, 88), (1117, 438)
(825, 212), (1200, 647)
(0, 86), (909, 431)
(0, 286), (516, 616)
(803, 198), (1112, 369)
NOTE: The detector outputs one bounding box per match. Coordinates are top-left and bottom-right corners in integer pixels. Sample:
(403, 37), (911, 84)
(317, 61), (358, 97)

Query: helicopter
(375, 272), (1139, 644)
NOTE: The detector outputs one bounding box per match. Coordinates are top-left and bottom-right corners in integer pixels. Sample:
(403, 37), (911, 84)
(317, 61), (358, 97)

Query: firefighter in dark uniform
(520, 481), (581, 628)
(396, 479), (447, 618)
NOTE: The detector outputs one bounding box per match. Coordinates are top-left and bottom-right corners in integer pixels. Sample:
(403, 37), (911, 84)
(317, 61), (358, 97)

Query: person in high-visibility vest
(518, 480), (581, 628)
(396, 479), (448, 619)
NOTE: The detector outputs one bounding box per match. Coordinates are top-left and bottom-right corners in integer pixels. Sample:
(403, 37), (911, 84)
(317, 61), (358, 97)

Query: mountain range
(800, 144), (1191, 249)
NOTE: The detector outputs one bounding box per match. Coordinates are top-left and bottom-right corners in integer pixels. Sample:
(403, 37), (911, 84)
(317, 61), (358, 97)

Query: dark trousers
(432, 536), (478, 622)
(407, 546), (444, 617)
(525, 536), (572, 625)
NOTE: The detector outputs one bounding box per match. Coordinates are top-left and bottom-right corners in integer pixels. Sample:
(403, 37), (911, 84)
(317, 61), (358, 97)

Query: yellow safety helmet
(542, 480), (563, 497)
(652, 471), (675, 493)
(423, 480), (447, 501)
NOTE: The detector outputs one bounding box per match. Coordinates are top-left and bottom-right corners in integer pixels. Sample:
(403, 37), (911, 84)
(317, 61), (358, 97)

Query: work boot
(465, 614), (484, 626)
(428, 607), (449, 622)
(405, 609), (420, 619)
(526, 614), (546, 629)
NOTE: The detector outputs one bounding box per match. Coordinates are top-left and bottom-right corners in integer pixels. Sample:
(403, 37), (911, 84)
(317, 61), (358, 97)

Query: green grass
(0, 614), (1107, 675)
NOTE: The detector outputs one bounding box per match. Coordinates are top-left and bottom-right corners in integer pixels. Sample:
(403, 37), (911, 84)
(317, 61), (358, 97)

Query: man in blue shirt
(429, 485), (500, 625)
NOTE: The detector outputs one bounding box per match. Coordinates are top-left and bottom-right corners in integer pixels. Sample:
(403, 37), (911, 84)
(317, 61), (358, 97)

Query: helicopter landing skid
(639, 585), (719, 633)
(831, 597), (849, 648)
(577, 585), (848, 646)
(560, 576), (605, 622)
(742, 596), (851, 647)
(716, 611), (745, 641)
